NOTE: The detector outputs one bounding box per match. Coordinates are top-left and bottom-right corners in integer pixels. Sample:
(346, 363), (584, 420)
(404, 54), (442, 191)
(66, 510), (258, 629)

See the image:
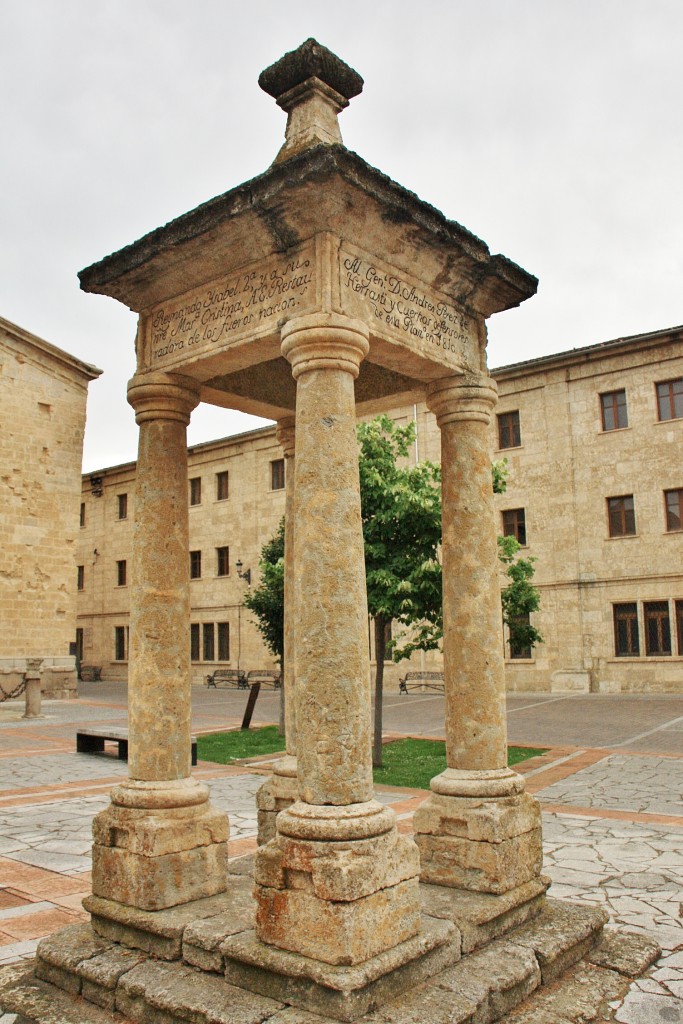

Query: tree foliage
(243, 519), (285, 663)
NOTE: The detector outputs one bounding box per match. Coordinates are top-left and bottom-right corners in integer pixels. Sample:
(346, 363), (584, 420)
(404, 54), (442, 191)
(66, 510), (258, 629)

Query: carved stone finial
(259, 39), (363, 164)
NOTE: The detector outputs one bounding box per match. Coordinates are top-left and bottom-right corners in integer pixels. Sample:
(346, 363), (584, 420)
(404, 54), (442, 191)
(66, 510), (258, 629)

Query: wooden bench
(399, 671), (444, 694)
(206, 668), (248, 689)
(246, 670), (281, 689)
(76, 727), (198, 765)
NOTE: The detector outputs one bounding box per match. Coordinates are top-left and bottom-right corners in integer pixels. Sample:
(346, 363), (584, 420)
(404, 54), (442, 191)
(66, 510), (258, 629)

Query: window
(189, 477), (202, 506)
(114, 626), (127, 661)
(271, 459), (285, 490)
(509, 614), (532, 660)
(600, 390), (628, 431)
(497, 411), (521, 450)
(190, 550), (202, 579)
(665, 489), (683, 532)
(216, 546), (229, 577)
(644, 601), (671, 656)
(676, 601), (683, 656)
(656, 378), (683, 421)
(80, 502), (86, 528)
(117, 493), (128, 520)
(217, 622), (230, 661)
(613, 603), (639, 657)
(607, 495), (636, 537)
(203, 623), (215, 661)
(190, 623), (200, 662)
(116, 559), (127, 587)
(77, 565), (84, 591)
(502, 508), (527, 546)
(216, 471), (229, 501)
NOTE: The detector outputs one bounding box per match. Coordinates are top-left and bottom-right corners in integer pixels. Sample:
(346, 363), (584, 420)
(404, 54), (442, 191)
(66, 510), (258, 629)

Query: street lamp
(235, 559), (251, 586)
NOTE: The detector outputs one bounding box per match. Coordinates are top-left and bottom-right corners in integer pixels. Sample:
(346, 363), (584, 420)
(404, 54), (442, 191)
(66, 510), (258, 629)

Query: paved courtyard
(0, 686), (681, 1022)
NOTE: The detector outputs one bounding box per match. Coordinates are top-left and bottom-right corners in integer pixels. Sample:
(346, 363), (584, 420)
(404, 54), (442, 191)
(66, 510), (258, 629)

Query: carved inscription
(341, 252), (470, 359)
(149, 249), (314, 364)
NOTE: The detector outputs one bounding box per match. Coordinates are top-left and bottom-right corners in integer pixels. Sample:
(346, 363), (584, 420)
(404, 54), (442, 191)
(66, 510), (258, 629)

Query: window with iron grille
(190, 477), (202, 506)
(203, 623), (215, 661)
(665, 489), (683, 532)
(217, 622), (230, 661)
(607, 495), (636, 537)
(216, 547), (229, 577)
(497, 411), (521, 450)
(117, 493), (128, 520)
(116, 560), (127, 587)
(190, 623), (200, 662)
(80, 503), (86, 527)
(114, 626), (127, 661)
(216, 471), (229, 501)
(271, 458), (285, 490)
(600, 390), (628, 431)
(613, 603), (639, 657)
(77, 565), (84, 591)
(502, 508), (527, 546)
(190, 550), (202, 579)
(644, 601), (671, 656)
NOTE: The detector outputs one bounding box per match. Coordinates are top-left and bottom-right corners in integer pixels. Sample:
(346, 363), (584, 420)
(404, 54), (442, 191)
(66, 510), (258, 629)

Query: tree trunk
(372, 615), (386, 768)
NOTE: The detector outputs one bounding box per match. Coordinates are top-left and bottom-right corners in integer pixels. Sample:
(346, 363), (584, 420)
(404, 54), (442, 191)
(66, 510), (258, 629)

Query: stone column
(90, 371), (229, 912)
(254, 314), (420, 966)
(256, 416), (298, 844)
(413, 373), (543, 894)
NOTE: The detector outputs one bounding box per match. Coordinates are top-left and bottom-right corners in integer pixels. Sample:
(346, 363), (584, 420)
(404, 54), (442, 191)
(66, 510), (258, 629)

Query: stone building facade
(1, 315), (100, 698)
(76, 324), (683, 694)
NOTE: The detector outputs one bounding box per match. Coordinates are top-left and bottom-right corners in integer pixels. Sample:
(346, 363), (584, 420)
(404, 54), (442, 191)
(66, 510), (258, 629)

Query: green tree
(357, 416), (442, 767)
(243, 520), (285, 729)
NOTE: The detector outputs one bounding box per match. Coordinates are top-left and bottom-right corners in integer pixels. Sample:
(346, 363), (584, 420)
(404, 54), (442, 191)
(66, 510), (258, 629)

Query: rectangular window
(665, 489), (683, 532)
(613, 603), (640, 657)
(203, 622), (215, 661)
(509, 614), (532, 659)
(190, 623), (200, 662)
(114, 626), (127, 661)
(656, 378), (683, 421)
(676, 601), (683, 656)
(607, 495), (636, 537)
(80, 502), (86, 527)
(600, 389), (628, 431)
(190, 550), (202, 579)
(189, 477), (202, 506)
(217, 622), (230, 661)
(216, 546), (229, 577)
(77, 565), (84, 591)
(497, 410), (521, 450)
(644, 601), (671, 656)
(116, 559), (127, 587)
(271, 458), (285, 490)
(117, 493), (128, 520)
(502, 508), (527, 546)
(216, 471), (229, 501)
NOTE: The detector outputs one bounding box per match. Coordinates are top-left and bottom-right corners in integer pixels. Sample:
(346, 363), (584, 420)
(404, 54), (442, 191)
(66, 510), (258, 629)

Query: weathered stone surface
(414, 791), (541, 843)
(223, 917), (458, 1022)
(85, 887), (240, 959)
(116, 959), (283, 1024)
(420, 875), (549, 953)
(255, 878), (421, 966)
(509, 961), (629, 1023)
(183, 882), (255, 972)
(587, 927), (661, 977)
(256, 771), (298, 846)
(436, 936), (541, 1020)
(509, 899), (608, 984)
(0, 961), (118, 1024)
(415, 824), (543, 895)
(92, 800), (229, 855)
(79, 944), (147, 1011)
(34, 922), (111, 994)
(363, 983), (479, 1024)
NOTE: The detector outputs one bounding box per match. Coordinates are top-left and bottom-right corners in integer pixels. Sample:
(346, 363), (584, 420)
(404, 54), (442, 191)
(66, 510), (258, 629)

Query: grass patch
(197, 728), (546, 787)
(196, 725), (285, 764)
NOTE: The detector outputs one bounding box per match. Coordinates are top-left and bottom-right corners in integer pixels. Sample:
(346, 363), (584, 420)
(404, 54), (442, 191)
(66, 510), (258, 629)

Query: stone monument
(10, 39), (657, 1024)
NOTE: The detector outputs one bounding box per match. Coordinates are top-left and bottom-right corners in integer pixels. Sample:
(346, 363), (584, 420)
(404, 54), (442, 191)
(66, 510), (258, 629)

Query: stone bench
(399, 671), (444, 694)
(76, 727), (198, 766)
(246, 670), (281, 689)
(206, 669), (248, 689)
(79, 665), (102, 681)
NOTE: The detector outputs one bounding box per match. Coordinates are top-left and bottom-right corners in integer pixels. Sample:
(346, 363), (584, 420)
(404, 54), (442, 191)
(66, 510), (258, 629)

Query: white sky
(2, 0), (681, 472)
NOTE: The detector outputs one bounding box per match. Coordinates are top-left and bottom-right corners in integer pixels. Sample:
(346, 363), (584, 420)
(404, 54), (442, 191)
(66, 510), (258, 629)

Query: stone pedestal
(257, 417), (299, 845)
(414, 374), (543, 894)
(253, 315), (421, 966)
(90, 373), (229, 913)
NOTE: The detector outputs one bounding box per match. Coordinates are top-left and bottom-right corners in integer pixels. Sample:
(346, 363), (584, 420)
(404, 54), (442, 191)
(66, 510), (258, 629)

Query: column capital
(127, 371), (200, 426)
(281, 314), (369, 380)
(426, 372), (498, 427)
(275, 416), (296, 458)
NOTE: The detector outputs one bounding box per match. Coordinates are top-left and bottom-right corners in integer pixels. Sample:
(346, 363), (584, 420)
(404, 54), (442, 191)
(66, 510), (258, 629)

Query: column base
(91, 779), (229, 912)
(256, 755), (298, 846)
(254, 800), (421, 965)
(413, 771), (543, 894)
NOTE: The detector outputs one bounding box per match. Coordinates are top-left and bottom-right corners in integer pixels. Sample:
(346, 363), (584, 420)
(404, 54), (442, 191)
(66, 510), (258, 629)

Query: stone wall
(0, 316), (100, 698)
(76, 328), (683, 694)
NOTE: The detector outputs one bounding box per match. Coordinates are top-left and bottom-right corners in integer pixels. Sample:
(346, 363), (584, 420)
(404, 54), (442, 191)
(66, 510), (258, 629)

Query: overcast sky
(2, 0), (681, 472)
